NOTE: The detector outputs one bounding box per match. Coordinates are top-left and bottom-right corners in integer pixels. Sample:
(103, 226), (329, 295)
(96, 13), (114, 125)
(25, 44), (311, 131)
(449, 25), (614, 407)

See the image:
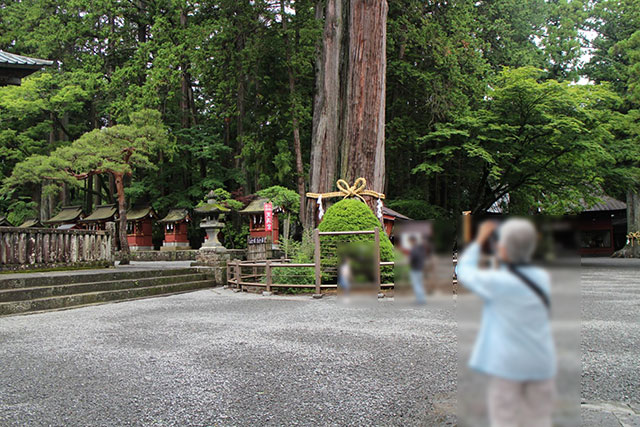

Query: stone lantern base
(193, 247), (230, 285)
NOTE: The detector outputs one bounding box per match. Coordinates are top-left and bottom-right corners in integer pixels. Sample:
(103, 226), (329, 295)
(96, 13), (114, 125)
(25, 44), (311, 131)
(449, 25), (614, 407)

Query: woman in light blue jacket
(457, 219), (556, 427)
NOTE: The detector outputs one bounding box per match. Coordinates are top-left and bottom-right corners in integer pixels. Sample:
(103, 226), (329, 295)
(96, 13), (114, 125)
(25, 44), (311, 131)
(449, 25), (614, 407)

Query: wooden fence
(0, 226), (114, 271)
(226, 228), (394, 295)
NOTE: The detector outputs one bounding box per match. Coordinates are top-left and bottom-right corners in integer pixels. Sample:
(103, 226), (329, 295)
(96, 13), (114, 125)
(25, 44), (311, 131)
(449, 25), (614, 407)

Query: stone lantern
(195, 191), (229, 250)
(193, 191), (233, 284)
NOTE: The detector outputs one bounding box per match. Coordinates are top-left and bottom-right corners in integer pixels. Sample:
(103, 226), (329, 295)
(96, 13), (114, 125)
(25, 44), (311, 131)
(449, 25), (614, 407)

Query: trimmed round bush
(318, 198), (393, 261)
(317, 199), (395, 284)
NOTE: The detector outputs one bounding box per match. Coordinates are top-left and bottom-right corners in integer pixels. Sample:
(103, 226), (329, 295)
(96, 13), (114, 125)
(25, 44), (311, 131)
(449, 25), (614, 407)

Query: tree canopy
(1, 0), (639, 227)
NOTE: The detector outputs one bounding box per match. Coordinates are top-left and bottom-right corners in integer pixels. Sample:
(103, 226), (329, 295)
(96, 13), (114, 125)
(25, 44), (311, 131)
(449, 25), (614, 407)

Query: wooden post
(235, 260), (241, 288)
(313, 228), (322, 298)
(226, 261), (230, 287)
(266, 260), (272, 293)
(462, 211), (472, 244)
(374, 227), (381, 292)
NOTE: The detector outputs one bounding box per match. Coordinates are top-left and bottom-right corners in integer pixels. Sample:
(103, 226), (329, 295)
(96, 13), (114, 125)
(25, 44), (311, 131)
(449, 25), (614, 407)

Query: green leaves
(5, 109), (172, 194)
(412, 67), (621, 213)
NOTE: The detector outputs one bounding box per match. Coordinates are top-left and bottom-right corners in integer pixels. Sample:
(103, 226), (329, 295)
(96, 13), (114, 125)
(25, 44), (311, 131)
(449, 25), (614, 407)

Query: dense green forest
(1, 0), (639, 226)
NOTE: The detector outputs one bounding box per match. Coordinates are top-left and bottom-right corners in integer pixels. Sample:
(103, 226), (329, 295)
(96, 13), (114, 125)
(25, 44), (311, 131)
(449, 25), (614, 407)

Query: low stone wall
(117, 249), (199, 262)
(0, 226), (114, 271)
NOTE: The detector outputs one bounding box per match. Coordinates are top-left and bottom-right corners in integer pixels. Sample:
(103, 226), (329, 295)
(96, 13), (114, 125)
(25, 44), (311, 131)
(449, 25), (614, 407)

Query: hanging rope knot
(306, 177), (385, 214)
(336, 178), (369, 202)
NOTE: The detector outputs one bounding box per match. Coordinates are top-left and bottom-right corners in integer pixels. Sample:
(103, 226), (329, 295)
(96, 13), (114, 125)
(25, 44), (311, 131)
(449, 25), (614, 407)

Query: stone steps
(0, 268), (195, 290)
(0, 268), (216, 316)
(0, 273), (208, 303)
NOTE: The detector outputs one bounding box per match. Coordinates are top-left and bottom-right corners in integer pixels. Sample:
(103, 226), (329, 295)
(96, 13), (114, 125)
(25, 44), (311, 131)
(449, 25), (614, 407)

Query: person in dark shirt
(409, 235), (427, 304)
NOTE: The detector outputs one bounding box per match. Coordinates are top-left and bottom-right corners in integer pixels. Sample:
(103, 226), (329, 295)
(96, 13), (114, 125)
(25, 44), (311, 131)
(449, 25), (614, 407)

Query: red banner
(264, 202), (273, 232)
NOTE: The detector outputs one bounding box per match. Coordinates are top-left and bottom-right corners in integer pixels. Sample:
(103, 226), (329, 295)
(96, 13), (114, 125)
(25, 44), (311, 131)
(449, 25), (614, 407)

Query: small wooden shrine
(158, 208), (191, 250)
(18, 218), (43, 228)
(126, 206), (156, 251)
(43, 206), (84, 228)
(80, 204), (118, 231)
(239, 197), (284, 260)
(240, 197), (281, 244)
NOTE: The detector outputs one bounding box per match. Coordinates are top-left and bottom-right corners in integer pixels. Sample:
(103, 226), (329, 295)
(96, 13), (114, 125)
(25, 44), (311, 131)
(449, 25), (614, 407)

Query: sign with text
(264, 202), (273, 232)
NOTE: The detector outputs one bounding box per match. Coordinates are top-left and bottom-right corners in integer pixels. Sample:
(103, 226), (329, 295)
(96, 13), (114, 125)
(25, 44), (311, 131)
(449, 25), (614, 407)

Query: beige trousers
(487, 376), (555, 427)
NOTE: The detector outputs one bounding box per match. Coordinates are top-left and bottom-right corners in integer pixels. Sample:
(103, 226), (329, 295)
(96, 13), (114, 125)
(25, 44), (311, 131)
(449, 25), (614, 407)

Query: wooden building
(579, 196), (627, 256)
(43, 206), (84, 229)
(0, 50), (52, 86)
(126, 206), (156, 251)
(158, 209), (191, 250)
(80, 204), (118, 231)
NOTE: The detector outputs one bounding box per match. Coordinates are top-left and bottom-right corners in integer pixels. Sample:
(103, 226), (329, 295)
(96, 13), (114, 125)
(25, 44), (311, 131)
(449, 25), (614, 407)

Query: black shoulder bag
(506, 264), (551, 311)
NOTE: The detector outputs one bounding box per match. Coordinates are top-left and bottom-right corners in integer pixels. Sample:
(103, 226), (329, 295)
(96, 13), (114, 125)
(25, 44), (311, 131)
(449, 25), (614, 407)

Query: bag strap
(506, 264), (550, 311)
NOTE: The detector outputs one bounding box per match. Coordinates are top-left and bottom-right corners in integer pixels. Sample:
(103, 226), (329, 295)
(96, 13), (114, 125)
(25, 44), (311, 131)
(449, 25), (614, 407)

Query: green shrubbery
(271, 199), (395, 287)
(271, 232), (315, 286)
(318, 199), (393, 260)
(317, 199), (394, 283)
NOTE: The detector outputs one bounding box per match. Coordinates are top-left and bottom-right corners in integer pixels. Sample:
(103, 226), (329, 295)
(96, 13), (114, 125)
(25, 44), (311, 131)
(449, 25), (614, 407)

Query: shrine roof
(126, 206), (156, 221)
(581, 195), (626, 212)
(239, 198), (281, 214)
(158, 208), (190, 223)
(18, 218), (42, 228)
(0, 216), (12, 226)
(382, 206), (411, 220)
(43, 206), (84, 224)
(80, 204), (118, 222)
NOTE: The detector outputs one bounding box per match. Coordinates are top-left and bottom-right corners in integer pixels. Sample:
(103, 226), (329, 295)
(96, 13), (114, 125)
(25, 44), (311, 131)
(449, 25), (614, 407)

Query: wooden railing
(227, 227), (394, 295)
(0, 226), (114, 271)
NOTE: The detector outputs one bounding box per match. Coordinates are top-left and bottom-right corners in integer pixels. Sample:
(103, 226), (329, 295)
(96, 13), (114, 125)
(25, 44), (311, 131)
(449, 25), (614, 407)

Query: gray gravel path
(1, 257), (639, 426)
(0, 290), (456, 426)
(581, 258), (640, 426)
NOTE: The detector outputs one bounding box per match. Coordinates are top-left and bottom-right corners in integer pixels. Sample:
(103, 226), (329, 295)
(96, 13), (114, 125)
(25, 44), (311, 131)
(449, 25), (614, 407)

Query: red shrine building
(158, 208), (191, 250)
(126, 206), (156, 251)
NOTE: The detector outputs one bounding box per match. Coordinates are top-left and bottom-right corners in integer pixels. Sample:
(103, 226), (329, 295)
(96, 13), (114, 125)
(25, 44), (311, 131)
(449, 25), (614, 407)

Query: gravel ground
(0, 290), (456, 426)
(0, 258), (638, 426)
(581, 259), (640, 404)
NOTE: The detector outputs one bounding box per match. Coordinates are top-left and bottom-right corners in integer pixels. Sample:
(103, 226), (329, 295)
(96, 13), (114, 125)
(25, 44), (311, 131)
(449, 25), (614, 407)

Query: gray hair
(498, 218), (537, 264)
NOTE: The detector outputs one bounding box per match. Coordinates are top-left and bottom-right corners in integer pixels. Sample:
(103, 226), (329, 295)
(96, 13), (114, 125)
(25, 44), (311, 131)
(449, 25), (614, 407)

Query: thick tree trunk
(614, 190), (640, 257)
(113, 172), (130, 265)
(306, 0), (345, 229)
(281, 0), (307, 226)
(307, 0), (388, 227)
(341, 0), (387, 194)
